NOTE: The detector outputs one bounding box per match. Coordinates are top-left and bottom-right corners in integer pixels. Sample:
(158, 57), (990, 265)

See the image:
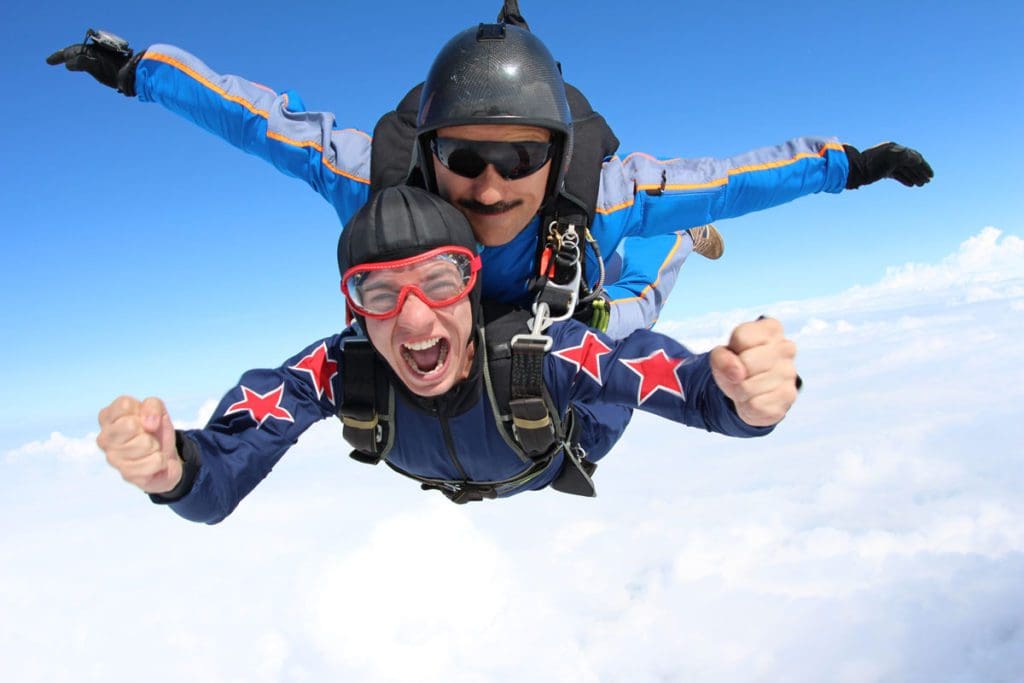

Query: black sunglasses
(430, 137), (553, 180)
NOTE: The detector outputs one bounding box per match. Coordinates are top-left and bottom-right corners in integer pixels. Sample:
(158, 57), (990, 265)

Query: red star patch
(620, 350), (686, 405)
(225, 384), (295, 427)
(289, 342), (339, 404)
(553, 331), (613, 384)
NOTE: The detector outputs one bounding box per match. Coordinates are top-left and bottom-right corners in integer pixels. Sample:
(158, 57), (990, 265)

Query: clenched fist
(710, 317), (798, 427)
(97, 396), (182, 493)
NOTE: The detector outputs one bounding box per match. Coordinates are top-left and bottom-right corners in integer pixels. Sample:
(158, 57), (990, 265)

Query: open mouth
(401, 337), (450, 377)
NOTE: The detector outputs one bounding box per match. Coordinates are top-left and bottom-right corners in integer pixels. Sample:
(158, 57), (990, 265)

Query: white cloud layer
(3, 400), (218, 465)
(2, 228), (1022, 682)
(658, 226), (1024, 353)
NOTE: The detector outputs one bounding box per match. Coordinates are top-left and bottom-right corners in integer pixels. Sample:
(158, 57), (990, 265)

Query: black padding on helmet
(338, 185), (478, 274)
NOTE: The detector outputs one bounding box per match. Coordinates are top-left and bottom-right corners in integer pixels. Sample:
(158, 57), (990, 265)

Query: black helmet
(415, 23), (573, 206)
(338, 185), (483, 322)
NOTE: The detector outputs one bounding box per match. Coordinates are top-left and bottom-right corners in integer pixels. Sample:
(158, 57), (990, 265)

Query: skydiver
(96, 185), (800, 519)
(48, 23), (933, 338)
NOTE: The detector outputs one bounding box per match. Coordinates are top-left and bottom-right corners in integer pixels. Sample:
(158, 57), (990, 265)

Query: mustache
(457, 198), (523, 215)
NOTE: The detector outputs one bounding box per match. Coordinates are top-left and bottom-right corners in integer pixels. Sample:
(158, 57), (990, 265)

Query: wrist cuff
(148, 431), (201, 504)
(117, 50), (144, 97)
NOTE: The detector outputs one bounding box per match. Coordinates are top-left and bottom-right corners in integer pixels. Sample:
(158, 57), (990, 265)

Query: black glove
(844, 142), (934, 190)
(46, 30), (141, 96)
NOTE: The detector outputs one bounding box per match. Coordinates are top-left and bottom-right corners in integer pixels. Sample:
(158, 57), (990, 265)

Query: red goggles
(341, 246), (481, 320)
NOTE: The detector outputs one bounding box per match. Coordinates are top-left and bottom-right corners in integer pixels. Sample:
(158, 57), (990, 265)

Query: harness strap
(394, 457), (550, 505)
(339, 333), (382, 463)
(509, 335), (556, 457)
(531, 77), (620, 319)
(549, 409), (597, 497)
(420, 482), (499, 505)
(342, 415), (378, 430)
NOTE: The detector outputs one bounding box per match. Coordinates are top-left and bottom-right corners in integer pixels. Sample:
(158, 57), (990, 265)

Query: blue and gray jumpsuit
(133, 46), (850, 336)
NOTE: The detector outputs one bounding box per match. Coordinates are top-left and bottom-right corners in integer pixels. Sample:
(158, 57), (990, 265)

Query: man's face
(361, 265), (475, 397)
(432, 124), (552, 247)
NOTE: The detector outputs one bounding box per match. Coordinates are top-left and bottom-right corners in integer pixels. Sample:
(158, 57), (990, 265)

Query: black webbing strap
(419, 482), (500, 505)
(385, 458), (546, 506)
(549, 409), (597, 497)
(339, 334), (381, 463)
(509, 336), (557, 457)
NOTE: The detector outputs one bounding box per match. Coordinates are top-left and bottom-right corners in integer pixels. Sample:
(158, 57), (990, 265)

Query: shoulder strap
(338, 331), (392, 463)
(550, 83), (620, 226)
(482, 305), (562, 458)
(534, 82), (619, 307)
(482, 304), (597, 496)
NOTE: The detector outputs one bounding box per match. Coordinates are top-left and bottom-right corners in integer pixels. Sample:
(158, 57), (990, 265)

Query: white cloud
(658, 226), (1024, 351)
(2, 227), (1023, 682)
(3, 401), (217, 465)
(879, 226), (1024, 287)
(304, 502), (515, 680)
(175, 398), (218, 429)
(4, 430), (100, 463)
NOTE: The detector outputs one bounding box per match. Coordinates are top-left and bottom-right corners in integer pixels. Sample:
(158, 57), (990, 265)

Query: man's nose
(468, 164), (506, 205)
(395, 290), (436, 329)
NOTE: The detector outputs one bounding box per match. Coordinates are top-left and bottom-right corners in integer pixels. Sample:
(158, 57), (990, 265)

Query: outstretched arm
(96, 336), (343, 524)
(593, 136), (932, 249)
(548, 316), (798, 436)
(583, 137), (932, 336)
(47, 31), (372, 224)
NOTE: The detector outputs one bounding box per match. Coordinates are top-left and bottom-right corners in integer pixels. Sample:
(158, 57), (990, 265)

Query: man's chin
(466, 213), (520, 247)
(407, 379), (455, 397)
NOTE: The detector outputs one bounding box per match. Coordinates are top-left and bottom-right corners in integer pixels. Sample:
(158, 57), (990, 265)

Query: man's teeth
(401, 337), (449, 376)
(404, 337), (441, 351)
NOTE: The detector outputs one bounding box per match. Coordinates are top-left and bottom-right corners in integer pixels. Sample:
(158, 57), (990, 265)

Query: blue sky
(3, 0), (1022, 443)
(2, 2), (1024, 679)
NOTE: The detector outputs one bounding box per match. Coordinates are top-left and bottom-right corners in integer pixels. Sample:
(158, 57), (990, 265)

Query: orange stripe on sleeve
(596, 197), (636, 215)
(595, 143), (842, 216)
(265, 131), (370, 184)
(606, 233), (685, 305)
(627, 142), (845, 193)
(143, 52), (370, 185)
(144, 52), (271, 119)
